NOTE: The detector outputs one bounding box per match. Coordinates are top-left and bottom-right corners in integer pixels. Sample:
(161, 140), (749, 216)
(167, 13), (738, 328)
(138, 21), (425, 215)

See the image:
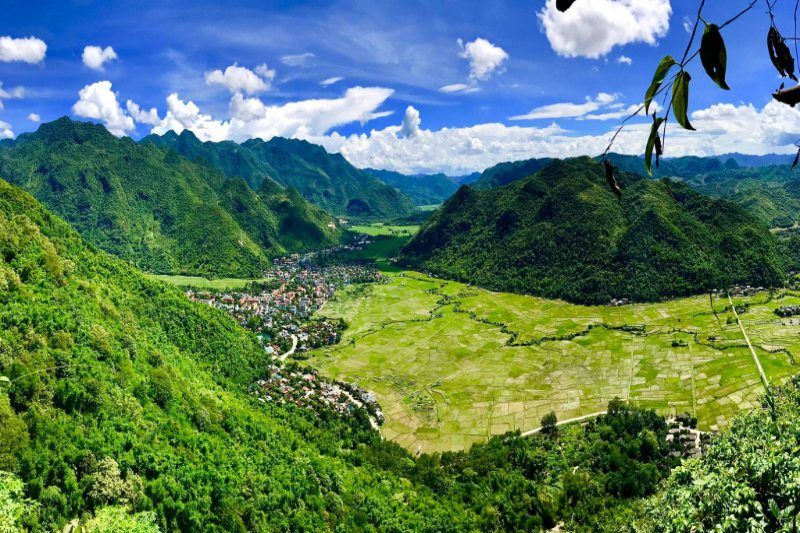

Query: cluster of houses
(728, 285), (764, 297)
(665, 413), (710, 458)
(775, 305), (800, 318)
(252, 364), (384, 428)
(609, 298), (630, 306)
(186, 259), (383, 356)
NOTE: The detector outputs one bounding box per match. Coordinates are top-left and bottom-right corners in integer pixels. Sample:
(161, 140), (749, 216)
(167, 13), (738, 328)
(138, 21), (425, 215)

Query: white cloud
(399, 106), (421, 138)
(205, 64), (275, 95)
(71, 81), (135, 136)
(439, 83), (480, 94)
(82, 45), (117, 70)
(510, 92), (619, 120)
(0, 120), (13, 139)
(0, 83), (24, 110)
(538, 0), (671, 58)
(617, 55), (633, 65)
(458, 38), (509, 81)
(27, 113), (40, 123)
(126, 100), (161, 126)
(0, 36), (46, 63)
(320, 76), (344, 86)
(151, 93), (230, 141)
(280, 52), (315, 67)
(148, 86), (393, 143)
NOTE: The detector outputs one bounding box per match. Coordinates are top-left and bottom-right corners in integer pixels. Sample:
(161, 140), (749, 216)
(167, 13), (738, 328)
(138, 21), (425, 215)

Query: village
(186, 255), (383, 356)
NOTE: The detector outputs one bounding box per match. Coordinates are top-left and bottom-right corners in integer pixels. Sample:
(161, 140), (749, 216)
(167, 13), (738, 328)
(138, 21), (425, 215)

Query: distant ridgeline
(0, 118), (341, 278)
(402, 157), (785, 304)
(363, 168), (459, 206)
(144, 129), (416, 219)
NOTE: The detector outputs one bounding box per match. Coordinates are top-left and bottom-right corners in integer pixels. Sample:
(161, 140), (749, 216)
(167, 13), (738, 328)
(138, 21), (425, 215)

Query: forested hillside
(471, 157), (553, 190)
(403, 157), (784, 304)
(145, 130), (416, 219)
(0, 118), (340, 278)
(0, 177), (688, 531)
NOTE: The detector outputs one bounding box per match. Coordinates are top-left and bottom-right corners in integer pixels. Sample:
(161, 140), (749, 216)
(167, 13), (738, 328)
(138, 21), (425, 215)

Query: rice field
(309, 271), (800, 453)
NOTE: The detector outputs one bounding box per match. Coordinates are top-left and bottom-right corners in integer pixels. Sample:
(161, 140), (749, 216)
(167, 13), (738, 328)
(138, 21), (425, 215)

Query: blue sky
(1, 0), (799, 174)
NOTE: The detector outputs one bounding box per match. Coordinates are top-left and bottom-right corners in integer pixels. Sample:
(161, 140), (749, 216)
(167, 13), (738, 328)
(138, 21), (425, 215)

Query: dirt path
(520, 411), (607, 437)
(727, 294), (769, 391)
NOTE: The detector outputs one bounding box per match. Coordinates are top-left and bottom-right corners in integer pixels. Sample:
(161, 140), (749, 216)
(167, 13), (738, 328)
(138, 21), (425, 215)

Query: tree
(540, 411), (558, 436)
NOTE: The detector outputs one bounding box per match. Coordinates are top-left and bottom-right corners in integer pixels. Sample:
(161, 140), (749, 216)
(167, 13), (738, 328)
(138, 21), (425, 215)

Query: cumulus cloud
(316, 100), (800, 175)
(205, 63), (275, 94)
(148, 86), (394, 143)
(0, 36), (47, 63)
(281, 52), (315, 67)
(82, 45), (117, 70)
(0, 120), (13, 139)
(399, 106), (421, 138)
(458, 38), (509, 81)
(510, 92), (619, 120)
(27, 113), (40, 123)
(126, 100), (161, 125)
(71, 81), (135, 136)
(538, 0), (671, 58)
(321, 76), (344, 86)
(617, 55), (633, 65)
(0, 82), (24, 110)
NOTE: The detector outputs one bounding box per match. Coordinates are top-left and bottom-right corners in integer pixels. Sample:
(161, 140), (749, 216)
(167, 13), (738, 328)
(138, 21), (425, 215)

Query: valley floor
(309, 270), (799, 453)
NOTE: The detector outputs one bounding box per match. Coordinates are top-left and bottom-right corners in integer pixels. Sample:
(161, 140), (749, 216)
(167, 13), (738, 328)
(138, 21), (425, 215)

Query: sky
(2, 0), (800, 175)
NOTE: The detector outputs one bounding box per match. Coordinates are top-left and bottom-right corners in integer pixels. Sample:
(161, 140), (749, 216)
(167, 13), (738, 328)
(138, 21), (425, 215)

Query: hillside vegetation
(403, 157), (784, 304)
(0, 176), (693, 531)
(0, 118), (339, 278)
(145, 130), (416, 219)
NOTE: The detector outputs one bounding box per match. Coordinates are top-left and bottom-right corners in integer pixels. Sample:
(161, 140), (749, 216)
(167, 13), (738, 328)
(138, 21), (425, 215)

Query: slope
(0, 118), (340, 278)
(402, 157), (784, 304)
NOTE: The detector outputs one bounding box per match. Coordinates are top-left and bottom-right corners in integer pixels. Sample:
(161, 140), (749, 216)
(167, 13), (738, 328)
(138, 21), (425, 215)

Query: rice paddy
(309, 271), (800, 453)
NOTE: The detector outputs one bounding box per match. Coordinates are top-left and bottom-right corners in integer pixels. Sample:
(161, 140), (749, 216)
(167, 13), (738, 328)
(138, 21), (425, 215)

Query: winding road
(279, 334), (298, 362)
(521, 411), (607, 437)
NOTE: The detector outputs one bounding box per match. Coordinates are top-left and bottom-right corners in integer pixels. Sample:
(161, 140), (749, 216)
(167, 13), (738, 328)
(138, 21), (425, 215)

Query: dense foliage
(0, 177), (686, 531)
(403, 157), (785, 304)
(471, 157), (553, 190)
(145, 130), (416, 219)
(364, 168), (458, 205)
(0, 118), (340, 278)
(642, 377), (800, 531)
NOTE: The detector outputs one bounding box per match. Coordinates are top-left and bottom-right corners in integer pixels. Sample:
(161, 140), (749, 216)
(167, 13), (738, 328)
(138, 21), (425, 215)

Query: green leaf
(700, 24), (729, 90)
(645, 117), (665, 175)
(645, 55), (676, 114)
(671, 71), (695, 131)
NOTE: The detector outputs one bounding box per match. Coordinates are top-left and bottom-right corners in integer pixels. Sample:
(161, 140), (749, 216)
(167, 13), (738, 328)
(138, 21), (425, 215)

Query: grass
(310, 271), (799, 453)
(349, 223), (420, 236)
(145, 274), (270, 290)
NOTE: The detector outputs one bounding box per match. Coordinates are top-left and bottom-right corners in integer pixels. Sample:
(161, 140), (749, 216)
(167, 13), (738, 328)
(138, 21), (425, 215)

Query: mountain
(144, 131), (416, 219)
(402, 157), (784, 304)
(0, 118), (339, 278)
(0, 176), (684, 531)
(0, 177), (474, 530)
(471, 157), (553, 190)
(448, 172), (480, 185)
(364, 168), (458, 205)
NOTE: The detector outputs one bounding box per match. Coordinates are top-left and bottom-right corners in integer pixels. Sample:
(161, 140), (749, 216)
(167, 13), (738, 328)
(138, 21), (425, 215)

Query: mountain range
(0, 118), (340, 278)
(403, 157), (785, 304)
(144, 130), (416, 218)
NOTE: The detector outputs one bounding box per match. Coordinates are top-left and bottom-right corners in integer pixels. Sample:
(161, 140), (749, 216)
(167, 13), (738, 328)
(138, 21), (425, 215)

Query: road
(279, 334), (298, 362)
(520, 411), (607, 437)
(727, 294), (769, 391)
